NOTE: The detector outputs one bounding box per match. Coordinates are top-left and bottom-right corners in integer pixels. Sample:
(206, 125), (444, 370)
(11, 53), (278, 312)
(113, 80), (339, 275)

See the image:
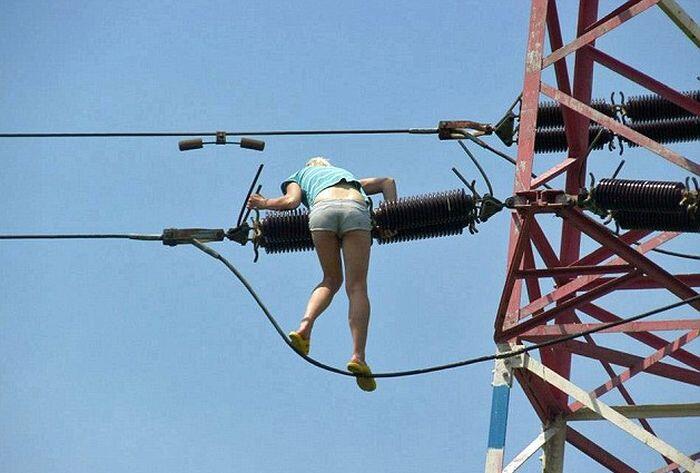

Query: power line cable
(1, 232), (696, 378)
(190, 239), (700, 379)
(0, 128), (438, 139)
(0, 233), (162, 241)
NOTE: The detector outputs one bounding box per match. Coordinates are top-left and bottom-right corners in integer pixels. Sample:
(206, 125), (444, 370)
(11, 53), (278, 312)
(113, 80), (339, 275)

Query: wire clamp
(162, 228), (226, 246)
(438, 120), (494, 140)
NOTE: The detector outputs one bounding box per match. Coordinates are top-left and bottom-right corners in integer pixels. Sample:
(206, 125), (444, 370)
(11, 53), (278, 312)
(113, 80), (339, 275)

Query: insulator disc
(259, 209), (314, 254)
(625, 90), (699, 123)
(373, 189), (476, 232)
(534, 125), (613, 154)
(614, 210), (699, 233)
(593, 178), (685, 212)
(377, 223), (466, 245)
(624, 116), (700, 147)
(537, 99), (615, 129)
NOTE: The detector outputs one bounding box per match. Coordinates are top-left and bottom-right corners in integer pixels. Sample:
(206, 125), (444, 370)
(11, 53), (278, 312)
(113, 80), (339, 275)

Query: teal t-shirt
(281, 165), (369, 208)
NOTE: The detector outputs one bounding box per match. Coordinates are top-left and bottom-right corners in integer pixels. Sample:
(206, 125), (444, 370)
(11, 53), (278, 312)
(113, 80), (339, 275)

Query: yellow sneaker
(288, 331), (310, 356)
(347, 360), (377, 392)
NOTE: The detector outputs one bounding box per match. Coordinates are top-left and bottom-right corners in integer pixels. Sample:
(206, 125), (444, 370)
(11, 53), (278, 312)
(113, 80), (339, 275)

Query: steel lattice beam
(486, 1), (700, 472)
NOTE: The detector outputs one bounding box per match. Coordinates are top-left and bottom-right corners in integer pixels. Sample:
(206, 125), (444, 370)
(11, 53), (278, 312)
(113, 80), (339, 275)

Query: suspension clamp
(162, 228), (226, 246)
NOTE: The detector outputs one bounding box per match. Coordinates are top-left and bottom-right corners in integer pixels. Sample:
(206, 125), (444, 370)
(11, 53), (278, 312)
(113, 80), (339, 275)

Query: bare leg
(296, 231), (343, 340)
(341, 230), (372, 364)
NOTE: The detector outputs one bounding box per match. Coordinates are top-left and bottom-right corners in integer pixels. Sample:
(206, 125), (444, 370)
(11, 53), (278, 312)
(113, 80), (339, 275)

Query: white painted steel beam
(566, 403), (700, 421)
(502, 427), (560, 473)
(658, 0), (700, 47)
(519, 354), (699, 472)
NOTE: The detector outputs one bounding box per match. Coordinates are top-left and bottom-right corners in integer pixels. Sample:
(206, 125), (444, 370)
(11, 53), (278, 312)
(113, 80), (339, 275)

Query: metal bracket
(479, 195), (505, 222)
(226, 223), (252, 246)
(492, 344), (525, 387)
(505, 190), (574, 210)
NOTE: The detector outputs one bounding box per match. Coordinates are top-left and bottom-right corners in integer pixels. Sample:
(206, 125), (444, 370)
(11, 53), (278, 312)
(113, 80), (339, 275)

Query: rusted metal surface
(494, 1), (700, 470)
(531, 158), (578, 189)
(582, 0), (647, 33)
(514, 0), (548, 193)
(521, 319), (700, 338)
(558, 339), (700, 385)
(541, 82), (700, 175)
(581, 274), (700, 290)
(501, 271), (640, 340)
(560, 208), (700, 310)
(516, 264), (633, 278)
(581, 303), (700, 371)
(542, 0), (660, 69)
(545, 0), (579, 156)
(568, 329), (700, 412)
(495, 213), (534, 334)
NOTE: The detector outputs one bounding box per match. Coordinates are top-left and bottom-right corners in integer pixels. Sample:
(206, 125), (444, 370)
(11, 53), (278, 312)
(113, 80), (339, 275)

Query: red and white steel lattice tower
(484, 1), (700, 472)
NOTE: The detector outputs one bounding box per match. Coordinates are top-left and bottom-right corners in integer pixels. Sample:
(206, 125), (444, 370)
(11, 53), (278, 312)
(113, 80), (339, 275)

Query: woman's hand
(247, 193), (268, 210)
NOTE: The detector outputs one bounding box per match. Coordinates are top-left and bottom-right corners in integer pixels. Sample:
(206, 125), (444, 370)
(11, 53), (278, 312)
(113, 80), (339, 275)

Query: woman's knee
(322, 274), (343, 294)
(345, 279), (368, 298)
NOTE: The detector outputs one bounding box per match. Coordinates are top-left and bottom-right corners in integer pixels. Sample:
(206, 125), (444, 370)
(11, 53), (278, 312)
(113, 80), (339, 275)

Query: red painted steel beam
(521, 319), (700, 338)
(566, 0), (599, 173)
(531, 158), (578, 189)
(582, 274), (700, 290)
(553, 5), (599, 402)
(495, 213), (534, 335)
(577, 329), (676, 471)
(516, 270), (637, 321)
(503, 271), (639, 341)
(505, 226), (672, 338)
(573, 229), (652, 267)
(516, 264), (634, 278)
(580, 303), (700, 371)
(514, 368), (567, 421)
(587, 46), (700, 116)
(559, 208), (700, 310)
(514, 0), (548, 193)
(567, 427), (637, 473)
(545, 0), (579, 157)
(569, 329), (700, 412)
(560, 339), (700, 385)
(583, 0), (646, 33)
(542, 0), (660, 69)
(523, 243), (546, 318)
(528, 218), (562, 268)
(541, 83), (700, 175)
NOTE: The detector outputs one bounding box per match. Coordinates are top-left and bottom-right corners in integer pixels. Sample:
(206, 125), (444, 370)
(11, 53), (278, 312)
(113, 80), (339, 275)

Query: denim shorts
(308, 199), (372, 235)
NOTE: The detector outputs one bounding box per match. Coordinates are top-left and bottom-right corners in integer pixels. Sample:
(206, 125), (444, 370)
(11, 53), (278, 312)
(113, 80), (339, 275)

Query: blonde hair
(306, 156), (331, 167)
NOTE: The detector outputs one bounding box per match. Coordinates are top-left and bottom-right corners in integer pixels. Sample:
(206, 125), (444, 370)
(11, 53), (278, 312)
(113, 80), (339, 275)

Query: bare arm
(247, 182), (302, 210)
(359, 177), (397, 202)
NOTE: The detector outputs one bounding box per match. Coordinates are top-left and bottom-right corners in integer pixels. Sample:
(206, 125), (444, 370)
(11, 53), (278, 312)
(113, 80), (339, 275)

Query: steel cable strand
(190, 239), (700, 379)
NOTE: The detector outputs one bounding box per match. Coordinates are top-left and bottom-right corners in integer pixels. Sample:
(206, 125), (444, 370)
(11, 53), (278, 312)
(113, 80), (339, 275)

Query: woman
(247, 157), (396, 392)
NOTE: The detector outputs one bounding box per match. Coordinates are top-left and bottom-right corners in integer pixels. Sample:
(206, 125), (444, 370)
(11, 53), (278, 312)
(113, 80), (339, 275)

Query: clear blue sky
(1, 1), (698, 472)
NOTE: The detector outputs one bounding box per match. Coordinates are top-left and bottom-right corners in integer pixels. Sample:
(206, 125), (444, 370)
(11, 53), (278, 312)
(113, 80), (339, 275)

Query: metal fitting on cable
(162, 228), (226, 246)
(178, 132), (265, 152)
